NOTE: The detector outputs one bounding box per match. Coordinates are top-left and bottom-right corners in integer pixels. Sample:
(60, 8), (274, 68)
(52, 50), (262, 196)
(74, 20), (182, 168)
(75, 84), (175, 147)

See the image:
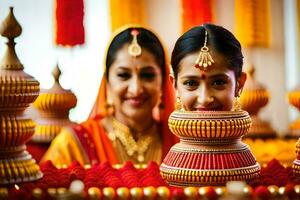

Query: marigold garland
(109, 0), (146, 31)
(234, 0), (271, 48)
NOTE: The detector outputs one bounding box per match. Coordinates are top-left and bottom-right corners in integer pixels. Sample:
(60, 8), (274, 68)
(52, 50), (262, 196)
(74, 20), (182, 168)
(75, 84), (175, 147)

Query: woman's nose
(197, 86), (214, 105)
(128, 77), (143, 96)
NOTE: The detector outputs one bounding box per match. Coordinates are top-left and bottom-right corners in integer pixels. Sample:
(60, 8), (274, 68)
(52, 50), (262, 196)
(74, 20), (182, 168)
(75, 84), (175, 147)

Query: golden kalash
(0, 7), (42, 184)
(160, 109), (260, 186)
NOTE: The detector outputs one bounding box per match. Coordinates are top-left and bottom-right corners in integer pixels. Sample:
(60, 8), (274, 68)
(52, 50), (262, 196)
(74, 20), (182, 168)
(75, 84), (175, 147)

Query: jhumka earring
(232, 90), (242, 112)
(105, 91), (114, 115)
(195, 30), (214, 70)
(128, 29), (142, 57)
(175, 91), (183, 111)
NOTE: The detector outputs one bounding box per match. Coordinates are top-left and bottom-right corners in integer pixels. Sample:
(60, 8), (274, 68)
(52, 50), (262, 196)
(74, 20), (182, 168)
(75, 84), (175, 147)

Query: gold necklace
(109, 117), (154, 163)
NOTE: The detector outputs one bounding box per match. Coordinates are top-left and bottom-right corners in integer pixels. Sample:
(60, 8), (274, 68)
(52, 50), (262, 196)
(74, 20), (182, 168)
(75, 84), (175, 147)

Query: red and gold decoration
(31, 64), (77, 143)
(109, 0), (146, 31)
(235, 0), (271, 48)
(181, 0), (214, 33)
(1, 160), (300, 199)
(160, 110), (260, 186)
(293, 139), (300, 177)
(195, 30), (215, 70)
(55, 0), (85, 46)
(128, 29), (142, 57)
(0, 7), (42, 184)
(287, 84), (300, 137)
(240, 65), (276, 138)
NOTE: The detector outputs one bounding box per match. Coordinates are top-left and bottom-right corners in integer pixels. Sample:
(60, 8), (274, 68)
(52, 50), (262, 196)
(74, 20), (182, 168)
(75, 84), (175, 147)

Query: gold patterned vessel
(160, 110), (260, 186)
(0, 7), (42, 184)
(293, 138), (300, 176)
(240, 65), (276, 138)
(31, 65), (77, 143)
(287, 84), (300, 138)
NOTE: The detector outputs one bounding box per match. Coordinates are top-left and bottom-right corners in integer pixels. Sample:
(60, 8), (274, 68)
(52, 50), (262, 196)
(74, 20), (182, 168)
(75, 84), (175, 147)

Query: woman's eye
(183, 80), (199, 88)
(212, 79), (227, 87)
(140, 72), (156, 80)
(117, 72), (131, 79)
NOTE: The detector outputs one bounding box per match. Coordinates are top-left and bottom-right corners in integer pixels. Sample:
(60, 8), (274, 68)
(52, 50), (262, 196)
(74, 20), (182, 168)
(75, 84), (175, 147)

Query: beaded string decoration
(128, 29), (142, 57)
(195, 30), (214, 70)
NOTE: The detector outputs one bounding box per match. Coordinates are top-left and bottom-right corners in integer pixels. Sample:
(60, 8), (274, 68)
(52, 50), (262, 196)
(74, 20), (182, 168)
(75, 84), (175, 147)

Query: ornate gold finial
(0, 7), (22, 39)
(195, 30), (214, 70)
(52, 63), (62, 84)
(128, 29), (142, 57)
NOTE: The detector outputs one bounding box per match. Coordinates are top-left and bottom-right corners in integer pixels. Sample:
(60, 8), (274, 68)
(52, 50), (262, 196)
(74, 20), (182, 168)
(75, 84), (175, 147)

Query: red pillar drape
(55, 0), (85, 47)
(181, 0), (214, 33)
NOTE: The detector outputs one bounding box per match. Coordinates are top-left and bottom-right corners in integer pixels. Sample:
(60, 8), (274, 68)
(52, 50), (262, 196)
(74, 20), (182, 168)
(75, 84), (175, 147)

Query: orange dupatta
(84, 25), (177, 163)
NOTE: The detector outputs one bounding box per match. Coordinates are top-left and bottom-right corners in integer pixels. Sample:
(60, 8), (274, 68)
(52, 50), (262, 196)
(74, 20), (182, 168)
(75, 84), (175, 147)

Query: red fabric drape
(181, 0), (214, 33)
(55, 0), (85, 46)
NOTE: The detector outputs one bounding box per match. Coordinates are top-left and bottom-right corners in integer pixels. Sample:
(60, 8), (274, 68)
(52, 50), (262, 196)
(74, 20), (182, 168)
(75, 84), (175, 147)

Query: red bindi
(200, 71), (206, 79)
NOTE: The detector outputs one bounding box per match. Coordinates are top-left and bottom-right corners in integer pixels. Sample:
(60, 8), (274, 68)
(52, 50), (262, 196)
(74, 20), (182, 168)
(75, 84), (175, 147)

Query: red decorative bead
(131, 29), (139, 36)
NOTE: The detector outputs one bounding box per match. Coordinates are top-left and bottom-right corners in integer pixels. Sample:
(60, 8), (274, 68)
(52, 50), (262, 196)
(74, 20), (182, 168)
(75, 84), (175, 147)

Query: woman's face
(175, 50), (246, 111)
(107, 43), (163, 120)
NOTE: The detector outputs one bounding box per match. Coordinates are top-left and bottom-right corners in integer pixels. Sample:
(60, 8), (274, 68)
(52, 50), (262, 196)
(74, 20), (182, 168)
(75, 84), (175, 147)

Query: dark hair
(106, 27), (166, 79)
(171, 23), (243, 80)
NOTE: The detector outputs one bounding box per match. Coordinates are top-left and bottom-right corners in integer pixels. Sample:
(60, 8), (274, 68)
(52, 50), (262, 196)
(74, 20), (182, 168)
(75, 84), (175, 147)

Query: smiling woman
(171, 23), (247, 112)
(41, 25), (177, 166)
(159, 24), (260, 186)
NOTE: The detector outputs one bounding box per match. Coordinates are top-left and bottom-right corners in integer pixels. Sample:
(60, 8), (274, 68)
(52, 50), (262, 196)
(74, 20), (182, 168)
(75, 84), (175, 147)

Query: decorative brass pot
(287, 86), (300, 137)
(293, 138), (300, 176)
(240, 65), (276, 138)
(31, 65), (77, 143)
(0, 7), (42, 184)
(160, 110), (260, 186)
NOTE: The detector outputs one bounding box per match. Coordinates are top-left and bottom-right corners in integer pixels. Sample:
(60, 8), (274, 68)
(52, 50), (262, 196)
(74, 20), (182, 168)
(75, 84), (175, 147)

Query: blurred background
(0, 0), (299, 136)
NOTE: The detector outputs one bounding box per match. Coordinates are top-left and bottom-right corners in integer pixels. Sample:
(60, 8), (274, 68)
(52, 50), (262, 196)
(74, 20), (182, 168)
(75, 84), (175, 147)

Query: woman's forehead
(110, 45), (161, 71)
(177, 51), (233, 77)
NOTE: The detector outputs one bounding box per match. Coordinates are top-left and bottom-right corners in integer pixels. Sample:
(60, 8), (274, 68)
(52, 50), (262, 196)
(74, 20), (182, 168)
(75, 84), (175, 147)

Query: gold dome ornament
(31, 64), (77, 143)
(287, 84), (300, 138)
(160, 110), (260, 186)
(240, 65), (276, 138)
(0, 7), (42, 184)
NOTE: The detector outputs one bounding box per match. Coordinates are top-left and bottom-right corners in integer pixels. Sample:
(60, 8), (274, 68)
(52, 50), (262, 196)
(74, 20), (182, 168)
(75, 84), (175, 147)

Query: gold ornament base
(287, 119), (300, 138)
(0, 150), (42, 185)
(293, 138), (300, 176)
(0, 114), (43, 185)
(31, 119), (76, 143)
(293, 159), (300, 177)
(161, 163), (260, 187)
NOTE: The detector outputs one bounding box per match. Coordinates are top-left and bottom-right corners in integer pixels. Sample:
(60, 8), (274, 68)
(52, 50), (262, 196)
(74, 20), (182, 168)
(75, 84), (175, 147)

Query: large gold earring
(175, 91), (183, 111)
(106, 91), (114, 115)
(232, 89), (242, 111)
(232, 96), (241, 111)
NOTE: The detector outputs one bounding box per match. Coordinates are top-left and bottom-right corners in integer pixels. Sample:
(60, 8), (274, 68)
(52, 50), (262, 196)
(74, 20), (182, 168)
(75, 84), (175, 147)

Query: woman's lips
(126, 96), (147, 107)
